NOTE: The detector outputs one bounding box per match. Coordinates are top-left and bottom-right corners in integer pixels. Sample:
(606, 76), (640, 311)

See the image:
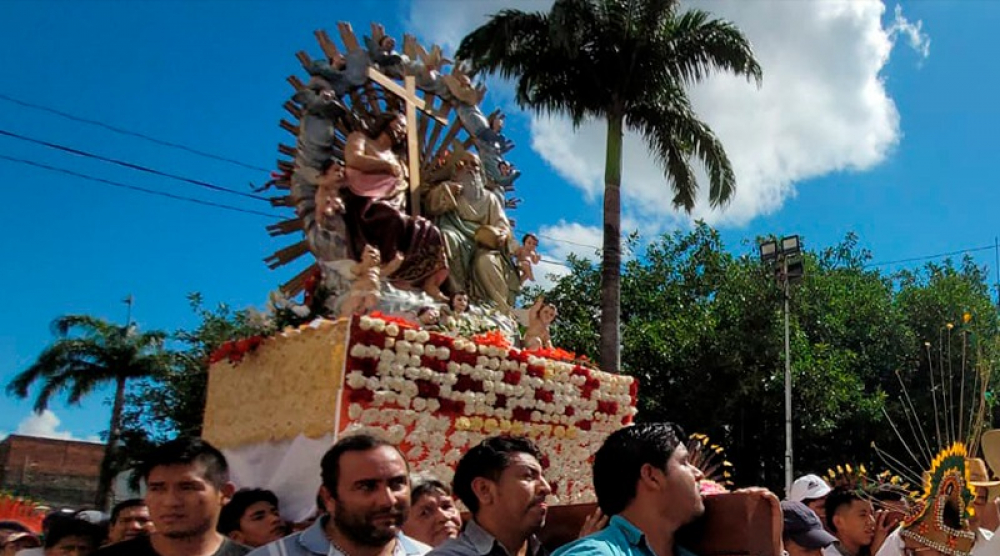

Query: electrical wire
(866, 245), (996, 268)
(0, 128), (270, 202)
(0, 154), (281, 220)
(0, 91), (271, 172)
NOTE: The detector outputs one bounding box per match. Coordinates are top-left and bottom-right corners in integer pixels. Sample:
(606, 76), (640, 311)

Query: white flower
(373, 319), (386, 333)
(424, 346), (437, 359)
(385, 323), (399, 337)
(361, 408), (379, 424)
(350, 344), (368, 358)
(437, 347), (450, 360)
(427, 399), (441, 412)
(385, 337), (395, 348)
(365, 377), (380, 391)
(404, 329), (417, 341)
(531, 411), (541, 422)
(416, 330), (430, 343)
(396, 340), (411, 354)
(388, 424), (407, 444)
(397, 396), (411, 409)
(349, 404), (363, 419)
(346, 372), (367, 389)
(412, 343), (424, 356)
(359, 316), (373, 330)
(413, 398), (427, 412)
(407, 445), (425, 460)
(446, 362), (460, 374)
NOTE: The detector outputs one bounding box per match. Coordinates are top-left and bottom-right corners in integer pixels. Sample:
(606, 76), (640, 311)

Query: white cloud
(7, 410), (102, 443)
(409, 0), (931, 233)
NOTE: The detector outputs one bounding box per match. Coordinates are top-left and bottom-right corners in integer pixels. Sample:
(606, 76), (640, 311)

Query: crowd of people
(0, 424), (992, 556)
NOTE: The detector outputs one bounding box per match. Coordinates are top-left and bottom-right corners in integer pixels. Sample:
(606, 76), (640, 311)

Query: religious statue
(423, 150), (520, 312)
(342, 111), (450, 301)
(513, 233), (541, 283)
(337, 244), (398, 317)
(522, 296), (557, 350)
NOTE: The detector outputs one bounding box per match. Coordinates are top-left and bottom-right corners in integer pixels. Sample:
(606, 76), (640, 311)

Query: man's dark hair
(43, 518), (103, 549)
(320, 433), (403, 498)
(110, 499), (146, 525)
(824, 488), (865, 533)
(218, 489), (280, 535)
(592, 422), (685, 516)
(522, 233), (538, 244)
(411, 478), (453, 504)
(452, 435), (543, 515)
(138, 436), (229, 489)
(366, 111), (403, 143)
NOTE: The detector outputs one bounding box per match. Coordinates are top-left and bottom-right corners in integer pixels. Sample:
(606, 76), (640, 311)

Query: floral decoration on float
(337, 313), (639, 504)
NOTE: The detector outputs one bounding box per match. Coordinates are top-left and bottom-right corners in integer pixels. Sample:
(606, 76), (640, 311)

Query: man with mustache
(218, 489), (288, 548)
(553, 423), (705, 556)
(428, 436), (552, 556)
(105, 499), (155, 545)
(248, 433), (430, 556)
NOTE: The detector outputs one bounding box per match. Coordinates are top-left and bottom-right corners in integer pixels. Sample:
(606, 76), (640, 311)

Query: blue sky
(1, 0), (997, 441)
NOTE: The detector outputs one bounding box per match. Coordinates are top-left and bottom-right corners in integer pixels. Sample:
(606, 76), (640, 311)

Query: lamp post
(759, 235), (803, 496)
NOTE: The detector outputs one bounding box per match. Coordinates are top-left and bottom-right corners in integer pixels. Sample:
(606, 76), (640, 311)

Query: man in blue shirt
(553, 423), (704, 556)
(249, 433), (430, 556)
(427, 436), (552, 556)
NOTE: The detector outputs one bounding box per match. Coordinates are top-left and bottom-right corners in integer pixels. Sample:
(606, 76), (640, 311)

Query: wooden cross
(367, 67), (447, 216)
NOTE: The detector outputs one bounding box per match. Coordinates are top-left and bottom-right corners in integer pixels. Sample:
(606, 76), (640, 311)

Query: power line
(866, 245), (996, 268)
(0, 154), (281, 220)
(0, 92), (271, 173)
(0, 128), (270, 202)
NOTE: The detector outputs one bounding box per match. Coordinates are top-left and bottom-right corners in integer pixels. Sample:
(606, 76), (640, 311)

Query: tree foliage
(538, 224), (999, 491)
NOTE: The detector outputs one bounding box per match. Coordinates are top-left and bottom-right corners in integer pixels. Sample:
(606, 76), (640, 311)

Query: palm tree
(7, 315), (174, 510)
(458, 0), (762, 372)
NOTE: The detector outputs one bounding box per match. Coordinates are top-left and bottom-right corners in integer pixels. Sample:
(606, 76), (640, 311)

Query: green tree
(6, 315), (173, 509)
(458, 0), (762, 372)
(121, 293), (259, 445)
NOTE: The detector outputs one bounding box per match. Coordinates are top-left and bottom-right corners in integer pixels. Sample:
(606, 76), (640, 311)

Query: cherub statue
(338, 244), (402, 317)
(522, 296), (557, 350)
(513, 233), (541, 283)
(314, 162), (346, 228)
(478, 111), (515, 153)
(416, 306), (443, 330)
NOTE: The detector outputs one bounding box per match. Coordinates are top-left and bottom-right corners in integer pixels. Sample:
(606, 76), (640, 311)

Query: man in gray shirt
(428, 436), (552, 556)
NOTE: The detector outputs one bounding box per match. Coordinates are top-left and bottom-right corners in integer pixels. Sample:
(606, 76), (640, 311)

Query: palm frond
(626, 89), (735, 211)
(655, 9), (763, 88)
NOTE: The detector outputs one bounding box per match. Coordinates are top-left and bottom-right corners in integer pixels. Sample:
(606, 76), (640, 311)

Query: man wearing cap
(789, 475), (833, 528)
(969, 458), (1000, 536)
(783, 501), (838, 556)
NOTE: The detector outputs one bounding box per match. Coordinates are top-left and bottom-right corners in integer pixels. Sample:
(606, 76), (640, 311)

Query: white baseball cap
(789, 474), (832, 502)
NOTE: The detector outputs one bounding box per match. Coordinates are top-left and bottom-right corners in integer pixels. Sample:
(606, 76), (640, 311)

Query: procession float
(200, 22), (782, 555)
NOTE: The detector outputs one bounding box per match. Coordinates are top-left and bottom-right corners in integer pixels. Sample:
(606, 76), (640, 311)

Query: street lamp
(759, 235), (804, 496)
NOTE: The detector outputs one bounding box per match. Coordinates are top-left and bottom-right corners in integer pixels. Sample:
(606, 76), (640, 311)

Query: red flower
(420, 356), (447, 373)
(472, 330), (512, 349)
(348, 388), (374, 403)
(540, 454), (551, 469)
(564, 406), (575, 417)
(526, 365), (545, 378)
(622, 415), (633, 425)
(512, 407), (533, 422)
(534, 389), (554, 403)
(495, 394), (508, 408)
(415, 379), (440, 399)
(571, 366), (591, 378)
(367, 312), (416, 329)
(549, 481), (559, 495)
(502, 371), (522, 385)
(597, 401), (619, 415)
(577, 420), (593, 431)
(438, 398), (465, 416)
(454, 375), (484, 393)
(629, 380), (639, 397)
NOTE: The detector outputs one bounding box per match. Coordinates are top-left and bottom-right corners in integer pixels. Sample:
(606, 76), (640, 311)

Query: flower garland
(209, 335), (265, 365)
(339, 314), (639, 504)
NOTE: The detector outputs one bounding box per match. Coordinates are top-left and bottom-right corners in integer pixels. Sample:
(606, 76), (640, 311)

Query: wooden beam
(283, 101), (302, 119)
(405, 75), (421, 213)
(337, 22), (361, 51)
(278, 144), (296, 157)
(280, 263), (318, 297)
(264, 240), (310, 269)
(266, 217), (305, 237)
(295, 50), (313, 69)
(314, 30), (341, 61)
(287, 75), (305, 91)
(279, 119), (299, 136)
